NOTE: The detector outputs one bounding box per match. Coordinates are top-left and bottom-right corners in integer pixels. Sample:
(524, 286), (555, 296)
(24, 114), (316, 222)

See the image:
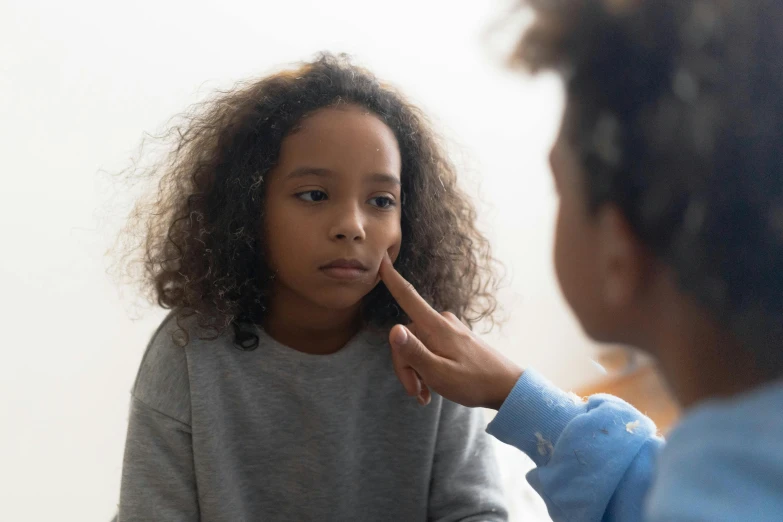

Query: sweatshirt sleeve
(487, 368), (664, 522)
(118, 398), (199, 521)
(118, 320), (199, 521)
(427, 399), (509, 521)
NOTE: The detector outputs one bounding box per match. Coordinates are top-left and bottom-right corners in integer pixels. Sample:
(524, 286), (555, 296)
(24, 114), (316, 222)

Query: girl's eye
(296, 190), (328, 202)
(368, 196), (396, 209)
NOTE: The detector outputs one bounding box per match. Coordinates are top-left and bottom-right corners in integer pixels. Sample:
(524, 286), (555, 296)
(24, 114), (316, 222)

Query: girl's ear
(596, 204), (649, 308)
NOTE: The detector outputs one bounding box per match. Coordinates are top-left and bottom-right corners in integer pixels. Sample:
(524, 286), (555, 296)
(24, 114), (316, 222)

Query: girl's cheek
(377, 221), (402, 262)
(386, 241), (401, 263)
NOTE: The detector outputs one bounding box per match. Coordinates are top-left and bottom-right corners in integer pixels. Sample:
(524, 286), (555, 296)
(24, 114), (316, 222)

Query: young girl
(376, 1), (783, 521)
(116, 53), (507, 521)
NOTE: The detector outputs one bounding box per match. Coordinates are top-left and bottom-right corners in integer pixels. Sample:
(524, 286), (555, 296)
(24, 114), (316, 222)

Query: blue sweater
(487, 368), (783, 521)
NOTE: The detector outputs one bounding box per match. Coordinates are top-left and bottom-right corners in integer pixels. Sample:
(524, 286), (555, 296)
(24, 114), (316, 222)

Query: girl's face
(550, 123), (611, 340)
(551, 114), (649, 347)
(264, 105), (403, 313)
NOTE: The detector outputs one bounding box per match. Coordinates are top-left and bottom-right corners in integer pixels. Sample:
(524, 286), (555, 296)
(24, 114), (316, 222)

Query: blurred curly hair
(515, 0), (783, 366)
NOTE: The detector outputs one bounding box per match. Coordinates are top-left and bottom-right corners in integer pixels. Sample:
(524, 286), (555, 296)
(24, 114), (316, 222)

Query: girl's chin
(312, 285), (380, 311)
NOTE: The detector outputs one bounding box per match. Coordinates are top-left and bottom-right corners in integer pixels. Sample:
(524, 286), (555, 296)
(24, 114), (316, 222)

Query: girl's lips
(320, 266), (368, 280)
(320, 259), (370, 281)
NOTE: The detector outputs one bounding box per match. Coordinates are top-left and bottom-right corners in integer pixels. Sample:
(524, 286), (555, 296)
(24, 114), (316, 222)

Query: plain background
(1, 0), (607, 520)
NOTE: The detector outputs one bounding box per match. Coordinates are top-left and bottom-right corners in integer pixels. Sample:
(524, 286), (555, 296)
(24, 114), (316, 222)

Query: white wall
(0, 1), (604, 520)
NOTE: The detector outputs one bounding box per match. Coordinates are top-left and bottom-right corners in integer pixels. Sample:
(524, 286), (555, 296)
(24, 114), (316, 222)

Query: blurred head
(515, 0), (783, 370)
(123, 53), (498, 348)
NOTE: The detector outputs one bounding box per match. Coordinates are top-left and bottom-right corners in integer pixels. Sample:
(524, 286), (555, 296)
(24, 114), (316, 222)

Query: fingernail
(417, 394), (427, 406)
(392, 326), (408, 345)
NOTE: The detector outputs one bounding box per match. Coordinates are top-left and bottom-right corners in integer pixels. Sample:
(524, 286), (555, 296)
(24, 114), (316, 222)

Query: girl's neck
(652, 325), (769, 409)
(643, 290), (779, 409)
(263, 288), (363, 355)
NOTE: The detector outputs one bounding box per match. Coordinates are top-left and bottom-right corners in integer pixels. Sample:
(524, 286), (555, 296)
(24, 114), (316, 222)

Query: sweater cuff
(486, 368), (587, 465)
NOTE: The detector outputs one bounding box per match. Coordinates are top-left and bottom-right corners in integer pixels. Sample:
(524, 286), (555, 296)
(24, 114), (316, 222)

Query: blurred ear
(596, 204), (648, 308)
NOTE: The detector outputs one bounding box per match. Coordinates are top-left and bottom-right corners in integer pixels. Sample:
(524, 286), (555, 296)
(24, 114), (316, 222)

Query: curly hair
(121, 53), (498, 348)
(514, 0), (783, 364)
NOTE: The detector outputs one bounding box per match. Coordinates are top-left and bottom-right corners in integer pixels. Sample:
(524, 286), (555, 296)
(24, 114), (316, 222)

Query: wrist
(486, 364), (524, 410)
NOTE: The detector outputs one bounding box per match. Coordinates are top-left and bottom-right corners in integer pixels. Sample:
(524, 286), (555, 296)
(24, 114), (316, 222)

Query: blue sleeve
(487, 368), (665, 522)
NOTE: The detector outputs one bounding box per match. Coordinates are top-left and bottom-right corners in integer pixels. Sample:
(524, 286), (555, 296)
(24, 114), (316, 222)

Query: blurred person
(380, 1), (783, 521)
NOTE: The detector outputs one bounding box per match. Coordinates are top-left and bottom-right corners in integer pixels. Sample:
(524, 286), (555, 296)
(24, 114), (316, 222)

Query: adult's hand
(379, 256), (524, 410)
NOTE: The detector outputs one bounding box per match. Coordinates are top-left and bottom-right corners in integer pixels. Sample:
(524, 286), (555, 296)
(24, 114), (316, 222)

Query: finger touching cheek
(386, 225), (402, 264)
(375, 241), (401, 285)
(386, 241), (401, 264)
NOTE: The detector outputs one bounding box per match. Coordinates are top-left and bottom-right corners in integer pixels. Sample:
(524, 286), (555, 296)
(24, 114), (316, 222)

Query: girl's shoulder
(130, 313), (214, 426)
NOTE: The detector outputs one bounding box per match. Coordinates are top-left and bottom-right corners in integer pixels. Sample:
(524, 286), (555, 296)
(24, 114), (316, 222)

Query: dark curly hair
(121, 53), (498, 348)
(515, 0), (783, 365)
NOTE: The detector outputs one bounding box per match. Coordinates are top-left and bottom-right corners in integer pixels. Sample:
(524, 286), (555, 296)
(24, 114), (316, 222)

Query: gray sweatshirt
(117, 318), (508, 521)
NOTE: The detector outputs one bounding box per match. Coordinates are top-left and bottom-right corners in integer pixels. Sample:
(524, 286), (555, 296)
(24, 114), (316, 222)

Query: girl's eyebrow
(366, 173), (401, 186)
(286, 167), (333, 180)
(286, 167), (400, 186)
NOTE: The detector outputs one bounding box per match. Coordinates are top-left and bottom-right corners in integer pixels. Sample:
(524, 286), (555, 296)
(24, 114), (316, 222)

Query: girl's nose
(329, 208), (366, 242)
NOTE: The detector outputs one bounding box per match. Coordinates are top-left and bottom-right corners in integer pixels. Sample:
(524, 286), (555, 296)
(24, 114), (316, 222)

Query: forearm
(488, 369), (663, 522)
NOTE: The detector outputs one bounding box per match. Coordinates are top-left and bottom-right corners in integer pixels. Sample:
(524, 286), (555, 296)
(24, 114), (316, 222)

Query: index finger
(379, 255), (443, 325)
